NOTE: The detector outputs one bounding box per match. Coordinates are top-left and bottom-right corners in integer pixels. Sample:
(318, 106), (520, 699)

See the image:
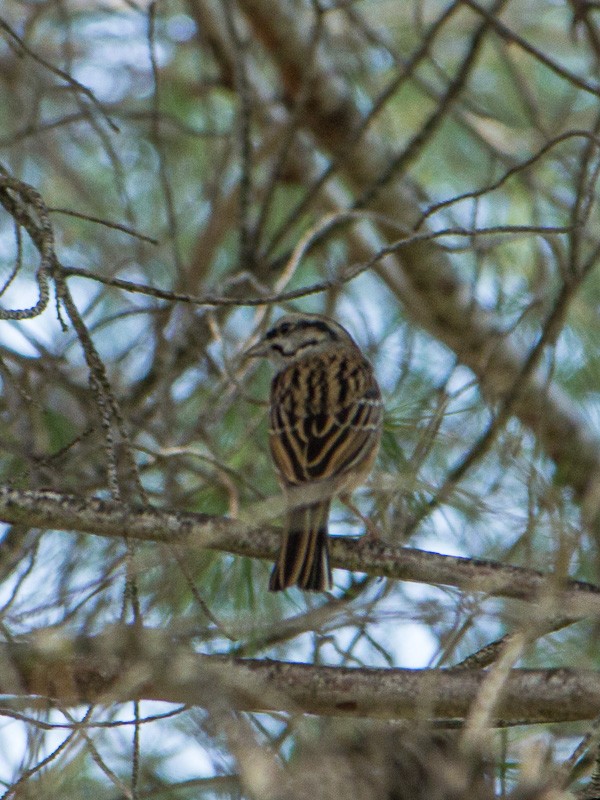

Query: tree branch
(3, 625), (600, 723)
(0, 485), (599, 618)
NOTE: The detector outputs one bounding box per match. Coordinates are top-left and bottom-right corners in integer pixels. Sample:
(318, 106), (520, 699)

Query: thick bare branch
(0, 485), (599, 618)
(2, 625), (600, 723)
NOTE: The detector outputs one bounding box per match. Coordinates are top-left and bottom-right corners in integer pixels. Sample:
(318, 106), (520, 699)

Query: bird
(245, 313), (383, 591)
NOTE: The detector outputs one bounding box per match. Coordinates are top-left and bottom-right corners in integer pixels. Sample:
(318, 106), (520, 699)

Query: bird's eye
(265, 321), (291, 340)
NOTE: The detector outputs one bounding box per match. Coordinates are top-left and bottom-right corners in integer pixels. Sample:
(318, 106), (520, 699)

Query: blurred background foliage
(0, 0), (600, 796)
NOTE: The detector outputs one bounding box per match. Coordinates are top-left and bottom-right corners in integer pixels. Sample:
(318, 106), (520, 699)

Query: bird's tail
(269, 501), (332, 591)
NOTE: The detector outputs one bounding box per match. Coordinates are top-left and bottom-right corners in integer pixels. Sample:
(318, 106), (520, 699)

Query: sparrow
(246, 313), (382, 590)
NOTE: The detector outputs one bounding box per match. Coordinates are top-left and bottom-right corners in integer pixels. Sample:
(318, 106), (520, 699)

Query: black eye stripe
(296, 320), (339, 340)
(271, 341), (318, 357)
(266, 319), (340, 341)
(266, 322), (291, 339)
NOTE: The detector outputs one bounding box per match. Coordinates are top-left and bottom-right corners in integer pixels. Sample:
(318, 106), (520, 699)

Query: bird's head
(245, 313), (356, 367)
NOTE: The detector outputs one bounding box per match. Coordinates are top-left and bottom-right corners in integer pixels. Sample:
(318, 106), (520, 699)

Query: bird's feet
(340, 495), (379, 542)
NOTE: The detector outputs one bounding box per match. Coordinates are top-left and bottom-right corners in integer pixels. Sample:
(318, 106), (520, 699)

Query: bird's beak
(244, 339), (269, 359)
